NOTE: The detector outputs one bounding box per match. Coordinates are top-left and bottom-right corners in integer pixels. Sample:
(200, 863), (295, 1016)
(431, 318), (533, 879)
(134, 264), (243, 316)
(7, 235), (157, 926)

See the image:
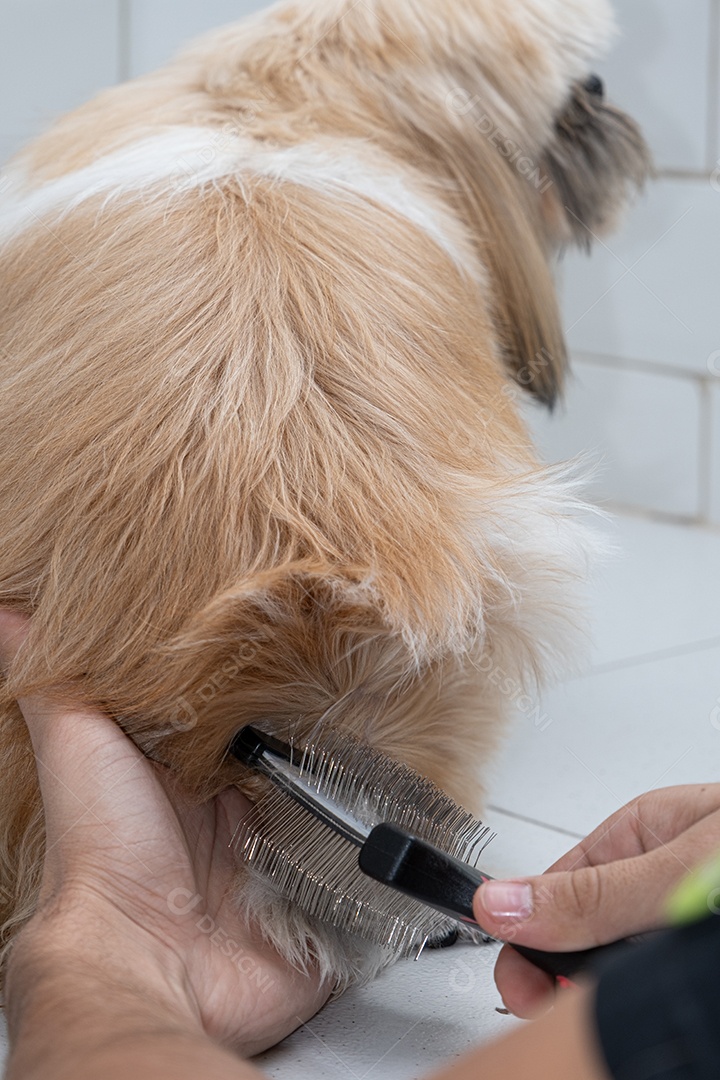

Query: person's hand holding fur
(474, 784), (720, 1018)
(0, 610), (330, 1080)
(0, 608), (624, 1080)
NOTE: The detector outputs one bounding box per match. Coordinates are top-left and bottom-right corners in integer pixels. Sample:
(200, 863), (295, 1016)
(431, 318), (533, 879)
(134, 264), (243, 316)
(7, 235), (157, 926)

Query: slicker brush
(229, 725), (494, 957)
(229, 725), (641, 983)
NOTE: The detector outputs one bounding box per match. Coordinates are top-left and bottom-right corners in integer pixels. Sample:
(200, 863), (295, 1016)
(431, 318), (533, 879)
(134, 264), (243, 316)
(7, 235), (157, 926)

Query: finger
(0, 611), (186, 893)
(216, 785), (254, 844)
(0, 609), (30, 671)
(493, 943), (555, 1019)
(24, 709), (163, 889)
(0, 608), (129, 764)
(474, 841), (695, 952)
(487, 802), (720, 1017)
(0, 611), (143, 793)
(11, 700), (150, 897)
(547, 786), (720, 875)
(20, 695), (145, 813)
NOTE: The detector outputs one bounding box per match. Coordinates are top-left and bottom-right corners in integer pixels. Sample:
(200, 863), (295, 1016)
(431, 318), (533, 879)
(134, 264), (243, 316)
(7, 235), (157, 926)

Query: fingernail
(477, 881), (534, 920)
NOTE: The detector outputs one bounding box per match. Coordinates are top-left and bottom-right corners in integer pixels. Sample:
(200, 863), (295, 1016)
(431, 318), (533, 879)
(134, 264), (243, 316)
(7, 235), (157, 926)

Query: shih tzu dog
(0, 0), (648, 991)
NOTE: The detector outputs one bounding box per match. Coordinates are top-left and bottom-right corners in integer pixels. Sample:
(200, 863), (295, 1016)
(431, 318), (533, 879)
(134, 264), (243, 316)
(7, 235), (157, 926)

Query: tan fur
(0, 0), (648, 987)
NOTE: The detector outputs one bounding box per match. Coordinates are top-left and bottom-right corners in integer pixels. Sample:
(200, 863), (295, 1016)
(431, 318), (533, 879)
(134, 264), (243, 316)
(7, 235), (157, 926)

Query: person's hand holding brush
(473, 784), (720, 1018)
(3, 607), (720, 1080)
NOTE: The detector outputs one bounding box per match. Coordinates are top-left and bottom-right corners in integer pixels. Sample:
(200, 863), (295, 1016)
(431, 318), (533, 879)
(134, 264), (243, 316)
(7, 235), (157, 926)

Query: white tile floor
(1, 511), (719, 1076)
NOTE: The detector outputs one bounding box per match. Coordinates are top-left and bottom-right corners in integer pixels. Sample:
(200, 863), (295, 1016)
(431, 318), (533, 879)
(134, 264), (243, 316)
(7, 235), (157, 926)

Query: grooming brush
(229, 725), (635, 982)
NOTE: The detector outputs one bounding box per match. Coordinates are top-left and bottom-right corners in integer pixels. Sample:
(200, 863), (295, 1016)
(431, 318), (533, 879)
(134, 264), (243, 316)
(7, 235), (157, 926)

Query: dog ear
(393, 106), (568, 409)
(450, 131), (569, 410)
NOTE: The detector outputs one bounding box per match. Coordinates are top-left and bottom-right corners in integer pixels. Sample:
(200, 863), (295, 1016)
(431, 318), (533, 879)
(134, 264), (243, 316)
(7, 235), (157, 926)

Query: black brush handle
(229, 725), (292, 766)
(360, 823), (636, 984)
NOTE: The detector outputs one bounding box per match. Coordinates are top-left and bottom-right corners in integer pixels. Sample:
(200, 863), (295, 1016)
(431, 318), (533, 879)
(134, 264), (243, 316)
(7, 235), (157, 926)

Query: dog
(0, 0), (649, 991)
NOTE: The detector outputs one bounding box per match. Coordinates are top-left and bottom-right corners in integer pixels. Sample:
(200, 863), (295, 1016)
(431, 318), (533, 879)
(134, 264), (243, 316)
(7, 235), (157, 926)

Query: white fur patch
(0, 127), (477, 275)
(458, 457), (611, 680)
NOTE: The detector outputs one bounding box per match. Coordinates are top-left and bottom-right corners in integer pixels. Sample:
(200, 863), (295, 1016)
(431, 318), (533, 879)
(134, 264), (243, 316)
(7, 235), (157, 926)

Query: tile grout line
(658, 168), (713, 181)
(708, 379), (719, 526)
(580, 633), (720, 680)
(571, 349), (707, 384)
(698, 377), (714, 523)
(486, 804), (585, 842)
(599, 501), (720, 534)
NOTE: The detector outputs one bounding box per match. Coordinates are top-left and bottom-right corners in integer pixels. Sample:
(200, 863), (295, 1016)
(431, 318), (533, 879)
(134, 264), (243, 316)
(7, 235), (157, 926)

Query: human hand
(473, 784), (720, 1018)
(0, 610), (330, 1060)
(0, 611), (617, 1080)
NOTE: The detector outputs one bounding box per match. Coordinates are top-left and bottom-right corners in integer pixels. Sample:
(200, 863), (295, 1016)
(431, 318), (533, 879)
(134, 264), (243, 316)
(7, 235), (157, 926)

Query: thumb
(0, 609), (30, 672)
(0, 608), (153, 854)
(473, 847), (685, 951)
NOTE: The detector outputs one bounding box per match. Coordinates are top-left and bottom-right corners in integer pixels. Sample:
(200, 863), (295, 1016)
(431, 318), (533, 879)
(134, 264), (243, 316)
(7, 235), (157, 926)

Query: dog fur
(0, 0), (649, 989)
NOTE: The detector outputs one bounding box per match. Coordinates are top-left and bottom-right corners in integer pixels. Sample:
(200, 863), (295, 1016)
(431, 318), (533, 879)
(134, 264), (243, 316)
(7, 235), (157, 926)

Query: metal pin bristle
(233, 728), (495, 955)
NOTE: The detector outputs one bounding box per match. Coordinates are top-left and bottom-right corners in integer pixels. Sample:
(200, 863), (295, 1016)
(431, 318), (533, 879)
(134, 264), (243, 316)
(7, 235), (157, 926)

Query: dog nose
(584, 73), (605, 99)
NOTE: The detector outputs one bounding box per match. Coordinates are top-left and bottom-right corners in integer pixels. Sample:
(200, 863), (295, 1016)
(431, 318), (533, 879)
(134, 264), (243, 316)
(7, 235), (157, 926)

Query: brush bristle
(233, 729), (494, 954)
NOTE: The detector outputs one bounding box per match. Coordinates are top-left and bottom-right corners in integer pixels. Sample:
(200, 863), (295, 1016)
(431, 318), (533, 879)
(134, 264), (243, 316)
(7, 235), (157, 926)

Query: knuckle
(565, 865), (604, 926)
(632, 788), (677, 850)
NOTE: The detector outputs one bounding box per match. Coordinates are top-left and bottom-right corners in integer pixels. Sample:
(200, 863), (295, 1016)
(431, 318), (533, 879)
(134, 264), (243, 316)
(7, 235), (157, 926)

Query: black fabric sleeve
(594, 912), (720, 1080)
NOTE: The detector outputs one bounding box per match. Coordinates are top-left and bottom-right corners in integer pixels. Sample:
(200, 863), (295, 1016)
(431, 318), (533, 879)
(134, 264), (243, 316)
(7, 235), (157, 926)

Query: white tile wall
(562, 178), (720, 377)
(710, 383), (720, 524)
(552, 1), (720, 521)
(127, 0), (268, 76)
(601, 0), (714, 173)
(0, 0), (121, 165)
(526, 356), (703, 519)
